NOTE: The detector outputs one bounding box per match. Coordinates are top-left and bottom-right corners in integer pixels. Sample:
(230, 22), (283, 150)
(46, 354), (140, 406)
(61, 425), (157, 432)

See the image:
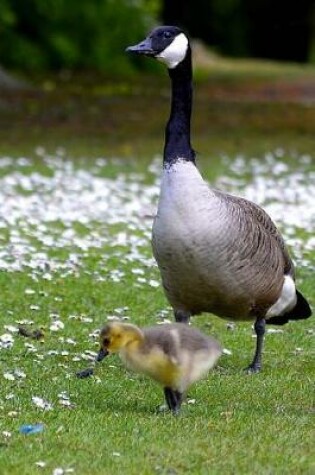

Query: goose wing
(214, 189), (295, 279)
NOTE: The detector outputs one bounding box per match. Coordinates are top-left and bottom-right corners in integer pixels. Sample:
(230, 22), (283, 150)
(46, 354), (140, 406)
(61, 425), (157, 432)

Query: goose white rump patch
(157, 33), (189, 69)
(266, 275), (297, 317)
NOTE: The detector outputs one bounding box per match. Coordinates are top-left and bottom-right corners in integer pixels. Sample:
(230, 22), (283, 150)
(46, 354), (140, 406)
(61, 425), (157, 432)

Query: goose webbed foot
(245, 362), (262, 374)
(174, 310), (191, 324)
(245, 318), (265, 374)
(164, 387), (183, 415)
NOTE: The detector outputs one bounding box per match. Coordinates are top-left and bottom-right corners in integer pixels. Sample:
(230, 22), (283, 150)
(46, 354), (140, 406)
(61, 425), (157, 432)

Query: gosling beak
(96, 348), (109, 362)
(126, 38), (155, 56)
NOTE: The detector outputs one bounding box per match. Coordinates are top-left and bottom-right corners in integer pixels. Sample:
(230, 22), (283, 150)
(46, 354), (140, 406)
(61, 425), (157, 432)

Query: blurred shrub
(162, 0), (315, 63)
(0, 0), (160, 73)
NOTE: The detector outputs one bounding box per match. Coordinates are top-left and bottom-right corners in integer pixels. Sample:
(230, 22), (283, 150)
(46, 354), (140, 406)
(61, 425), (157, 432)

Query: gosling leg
(246, 318), (265, 373)
(174, 310), (191, 324)
(164, 387), (183, 414)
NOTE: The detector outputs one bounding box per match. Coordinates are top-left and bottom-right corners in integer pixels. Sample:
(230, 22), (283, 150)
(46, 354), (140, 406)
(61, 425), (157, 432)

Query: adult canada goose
(126, 26), (312, 372)
(96, 322), (222, 414)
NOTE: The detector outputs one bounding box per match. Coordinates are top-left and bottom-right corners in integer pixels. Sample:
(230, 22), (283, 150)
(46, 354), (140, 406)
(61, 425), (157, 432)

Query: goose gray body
(126, 26), (312, 372)
(153, 159), (292, 320)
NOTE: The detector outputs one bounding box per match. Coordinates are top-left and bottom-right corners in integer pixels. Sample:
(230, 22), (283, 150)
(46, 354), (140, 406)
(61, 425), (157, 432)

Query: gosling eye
(102, 337), (110, 346)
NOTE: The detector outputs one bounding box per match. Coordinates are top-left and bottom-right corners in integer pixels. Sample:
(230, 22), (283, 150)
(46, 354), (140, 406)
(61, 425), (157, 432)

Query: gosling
(97, 321), (222, 414)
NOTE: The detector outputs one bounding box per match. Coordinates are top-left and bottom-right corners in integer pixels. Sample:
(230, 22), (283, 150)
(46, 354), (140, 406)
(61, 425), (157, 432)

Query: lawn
(0, 58), (314, 474)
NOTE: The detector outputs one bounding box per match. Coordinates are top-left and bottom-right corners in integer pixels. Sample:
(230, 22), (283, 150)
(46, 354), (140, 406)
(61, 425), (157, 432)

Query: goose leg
(174, 310), (191, 324)
(164, 387), (183, 414)
(246, 318), (265, 373)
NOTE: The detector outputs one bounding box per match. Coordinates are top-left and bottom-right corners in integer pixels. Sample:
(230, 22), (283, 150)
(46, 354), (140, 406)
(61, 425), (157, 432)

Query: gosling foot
(164, 387), (183, 415)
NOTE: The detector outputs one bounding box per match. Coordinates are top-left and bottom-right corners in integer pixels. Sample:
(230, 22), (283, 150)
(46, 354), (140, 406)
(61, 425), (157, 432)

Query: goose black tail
(267, 290), (312, 326)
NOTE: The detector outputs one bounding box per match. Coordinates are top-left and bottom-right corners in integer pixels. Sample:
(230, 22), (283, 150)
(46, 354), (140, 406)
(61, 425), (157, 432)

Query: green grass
(1, 267), (314, 475)
(0, 58), (315, 159)
(0, 59), (314, 474)
(0, 267), (314, 475)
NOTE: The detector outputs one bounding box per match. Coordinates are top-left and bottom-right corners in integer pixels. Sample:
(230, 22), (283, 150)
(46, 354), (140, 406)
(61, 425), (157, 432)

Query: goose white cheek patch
(156, 33), (189, 69)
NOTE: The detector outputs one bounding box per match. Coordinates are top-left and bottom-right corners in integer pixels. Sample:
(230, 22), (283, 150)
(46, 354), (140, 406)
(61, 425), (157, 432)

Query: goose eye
(163, 31), (172, 39)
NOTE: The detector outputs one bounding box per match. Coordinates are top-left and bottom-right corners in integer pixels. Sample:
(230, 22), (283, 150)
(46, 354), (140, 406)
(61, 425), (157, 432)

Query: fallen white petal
(222, 348), (233, 356)
(32, 396), (53, 411)
(50, 321), (64, 331)
(3, 372), (15, 381)
(53, 469), (64, 475)
(187, 399), (196, 405)
(266, 328), (284, 334)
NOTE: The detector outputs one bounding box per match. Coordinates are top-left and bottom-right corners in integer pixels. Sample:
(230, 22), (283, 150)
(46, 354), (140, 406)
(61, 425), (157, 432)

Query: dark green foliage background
(1, 0), (314, 74)
(0, 0), (159, 73)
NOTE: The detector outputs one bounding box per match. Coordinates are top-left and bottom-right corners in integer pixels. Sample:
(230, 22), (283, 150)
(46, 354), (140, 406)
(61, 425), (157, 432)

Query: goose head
(126, 25), (189, 69)
(96, 322), (144, 361)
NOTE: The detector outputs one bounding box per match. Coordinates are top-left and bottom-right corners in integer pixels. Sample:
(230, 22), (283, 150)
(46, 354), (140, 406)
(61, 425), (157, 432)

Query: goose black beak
(126, 38), (155, 56)
(96, 348), (109, 362)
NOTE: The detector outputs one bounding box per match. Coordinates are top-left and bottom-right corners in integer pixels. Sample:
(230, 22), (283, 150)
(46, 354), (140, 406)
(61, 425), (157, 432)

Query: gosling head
(96, 322), (143, 362)
(126, 25), (190, 70)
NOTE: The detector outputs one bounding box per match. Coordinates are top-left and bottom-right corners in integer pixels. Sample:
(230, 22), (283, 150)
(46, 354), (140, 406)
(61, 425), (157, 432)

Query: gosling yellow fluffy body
(97, 322), (221, 413)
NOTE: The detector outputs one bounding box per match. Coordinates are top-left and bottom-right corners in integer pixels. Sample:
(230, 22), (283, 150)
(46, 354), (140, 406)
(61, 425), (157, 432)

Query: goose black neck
(163, 49), (195, 167)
